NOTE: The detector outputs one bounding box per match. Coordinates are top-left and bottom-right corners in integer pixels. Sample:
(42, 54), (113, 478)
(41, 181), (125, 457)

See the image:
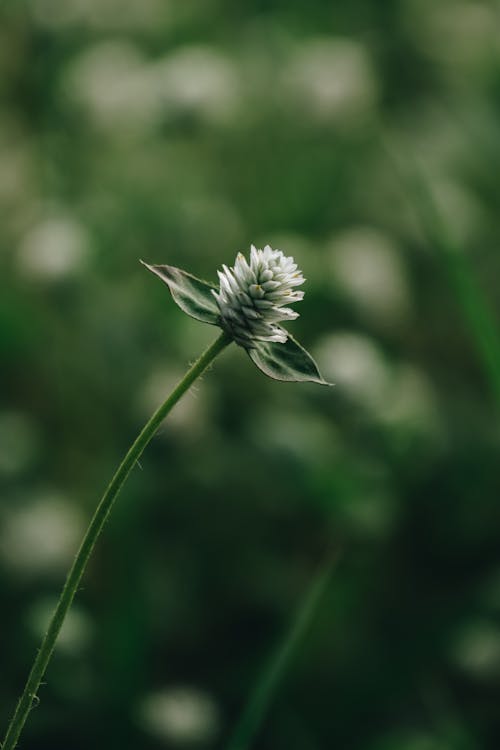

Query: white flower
(212, 245), (305, 347)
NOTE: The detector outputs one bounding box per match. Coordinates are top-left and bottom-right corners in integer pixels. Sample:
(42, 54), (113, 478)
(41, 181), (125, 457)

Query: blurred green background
(2, 1), (500, 748)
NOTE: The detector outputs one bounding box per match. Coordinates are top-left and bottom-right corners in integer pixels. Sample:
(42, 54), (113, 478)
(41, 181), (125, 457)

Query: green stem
(1, 331), (232, 750)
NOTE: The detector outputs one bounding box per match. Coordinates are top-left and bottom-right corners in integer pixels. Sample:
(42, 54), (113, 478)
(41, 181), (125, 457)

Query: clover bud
(212, 245), (305, 348)
(142, 245), (330, 385)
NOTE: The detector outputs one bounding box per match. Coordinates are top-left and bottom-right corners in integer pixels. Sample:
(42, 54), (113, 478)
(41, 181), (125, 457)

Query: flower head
(212, 245), (305, 348)
(142, 244), (330, 384)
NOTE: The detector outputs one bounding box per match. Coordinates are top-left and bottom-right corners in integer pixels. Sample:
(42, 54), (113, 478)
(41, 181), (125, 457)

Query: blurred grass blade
(226, 554), (338, 750)
(421, 677), (480, 750)
(387, 139), (500, 410)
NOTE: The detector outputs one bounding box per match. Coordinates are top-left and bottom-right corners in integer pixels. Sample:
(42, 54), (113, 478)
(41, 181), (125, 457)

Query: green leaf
(248, 333), (332, 385)
(141, 262), (220, 325)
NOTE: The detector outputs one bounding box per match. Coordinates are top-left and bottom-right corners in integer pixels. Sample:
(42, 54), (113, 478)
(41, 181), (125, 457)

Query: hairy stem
(1, 331), (232, 750)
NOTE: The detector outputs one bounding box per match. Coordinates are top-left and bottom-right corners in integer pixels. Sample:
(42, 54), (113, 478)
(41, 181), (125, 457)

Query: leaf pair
(142, 262), (331, 386)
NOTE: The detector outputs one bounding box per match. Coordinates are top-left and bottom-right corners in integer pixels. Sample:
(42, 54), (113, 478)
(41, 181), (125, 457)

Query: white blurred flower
(316, 332), (442, 438)
(18, 215), (91, 280)
(213, 245), (305, 347)
(450, 621), (500, 679)
(62, 41), (161, 132)
(28, 598), (93, 654)
(63, 43), (240, 132)
(316, 332), (391, 410)
(329, 228), (412, 326)
(138, 687), (220, 744)
(405, 0), (499, 70)
(152, 46), (239, 123)
(284, 38), (378, 122)
(0, 492), (84, 576)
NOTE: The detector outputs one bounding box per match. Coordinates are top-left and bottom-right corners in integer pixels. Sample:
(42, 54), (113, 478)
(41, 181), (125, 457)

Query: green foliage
(1, 0), (500, 748)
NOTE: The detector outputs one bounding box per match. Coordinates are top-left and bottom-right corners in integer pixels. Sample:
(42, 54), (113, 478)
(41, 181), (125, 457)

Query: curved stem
(1, 331), (232, 750)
